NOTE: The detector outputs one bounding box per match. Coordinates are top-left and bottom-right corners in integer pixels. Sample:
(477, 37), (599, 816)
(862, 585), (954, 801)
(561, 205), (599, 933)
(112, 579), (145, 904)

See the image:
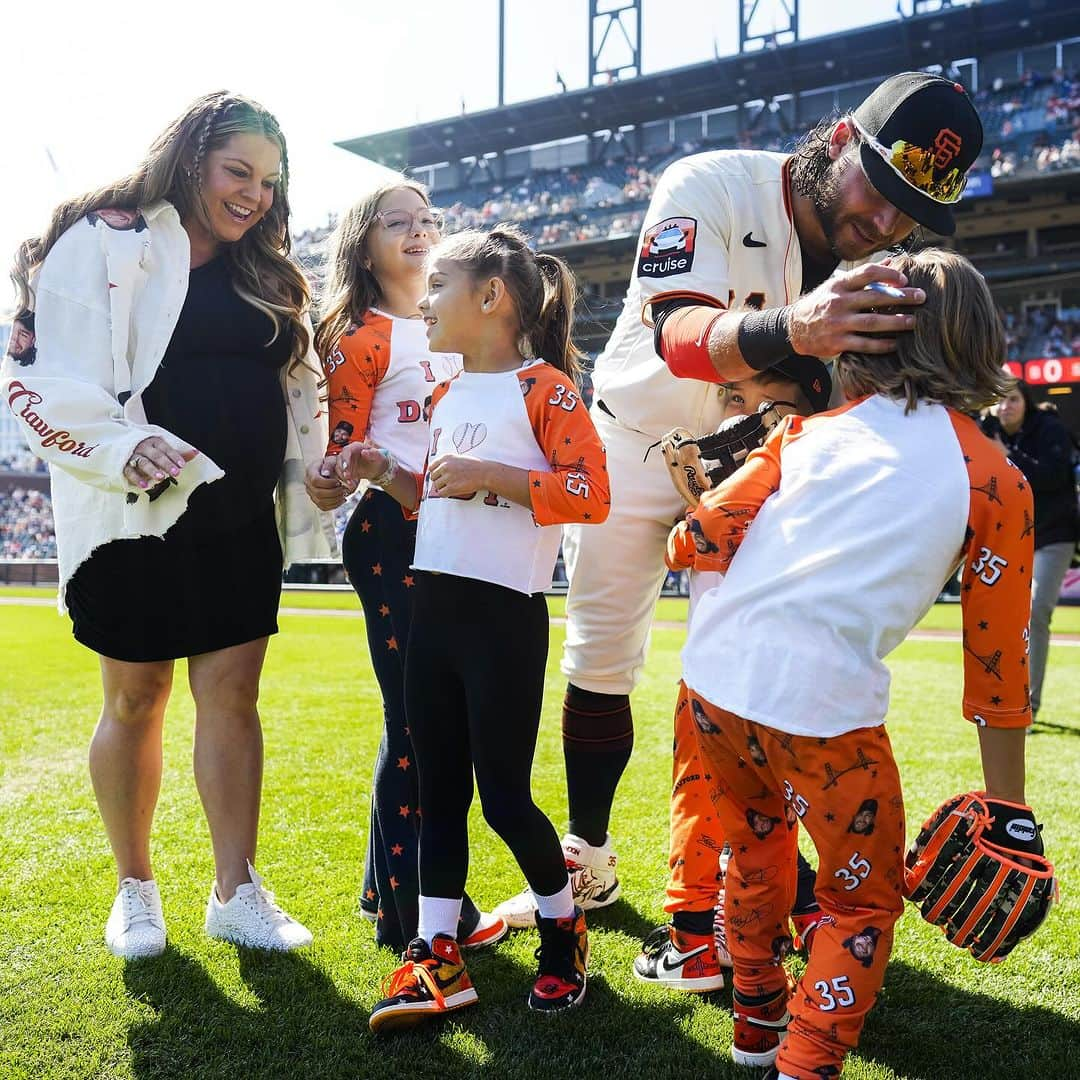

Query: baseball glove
(904, 792), (1056, 963)
(659, 401), (790, 508)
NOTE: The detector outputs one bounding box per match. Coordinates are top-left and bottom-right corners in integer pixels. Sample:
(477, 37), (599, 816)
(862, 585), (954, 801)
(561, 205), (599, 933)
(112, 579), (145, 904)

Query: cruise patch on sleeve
(637, 217), (697, 278)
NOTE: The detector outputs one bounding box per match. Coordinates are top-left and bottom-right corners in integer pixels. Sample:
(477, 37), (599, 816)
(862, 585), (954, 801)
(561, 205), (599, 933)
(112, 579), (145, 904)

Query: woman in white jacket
(4, 91), (336, 958)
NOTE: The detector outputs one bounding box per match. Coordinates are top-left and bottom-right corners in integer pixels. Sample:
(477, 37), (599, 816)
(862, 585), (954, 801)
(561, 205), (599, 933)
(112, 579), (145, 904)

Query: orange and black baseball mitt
(904, 792), (1056, 963)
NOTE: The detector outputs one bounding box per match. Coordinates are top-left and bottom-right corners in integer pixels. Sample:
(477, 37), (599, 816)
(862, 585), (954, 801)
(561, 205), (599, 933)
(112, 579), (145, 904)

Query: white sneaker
(492, 834), (621, 929)
(105, 877), (166, 959)
(204, 861), (313, 951)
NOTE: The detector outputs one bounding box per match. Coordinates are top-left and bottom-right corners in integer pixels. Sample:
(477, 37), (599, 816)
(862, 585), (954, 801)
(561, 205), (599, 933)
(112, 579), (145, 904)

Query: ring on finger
(128, 455), (141, 470)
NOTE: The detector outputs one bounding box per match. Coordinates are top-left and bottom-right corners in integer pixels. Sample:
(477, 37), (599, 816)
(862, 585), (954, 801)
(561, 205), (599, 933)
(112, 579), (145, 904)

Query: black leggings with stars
(342, 489), (482, 952)
(405, 570), (570, 902)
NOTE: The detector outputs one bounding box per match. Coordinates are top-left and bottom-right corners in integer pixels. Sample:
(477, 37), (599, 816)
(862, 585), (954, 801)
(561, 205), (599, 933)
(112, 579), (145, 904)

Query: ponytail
(433, 223), (586, 384)
(532, 253), (586, 385)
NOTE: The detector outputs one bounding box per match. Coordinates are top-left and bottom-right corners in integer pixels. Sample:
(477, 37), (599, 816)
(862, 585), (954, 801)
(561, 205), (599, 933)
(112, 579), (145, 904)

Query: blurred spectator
(0, 451), (48, 474)
(0, 488), (56, 558)
(982, 379), (1080, 722)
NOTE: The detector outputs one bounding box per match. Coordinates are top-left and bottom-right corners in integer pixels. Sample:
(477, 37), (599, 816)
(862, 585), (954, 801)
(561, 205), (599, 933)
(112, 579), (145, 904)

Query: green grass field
(1, 588), (1077, 1079)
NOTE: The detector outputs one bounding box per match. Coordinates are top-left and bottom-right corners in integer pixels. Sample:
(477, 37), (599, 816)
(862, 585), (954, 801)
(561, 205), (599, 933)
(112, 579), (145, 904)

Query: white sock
(417, 895), (463, 944)
(534, 879), (575, 921)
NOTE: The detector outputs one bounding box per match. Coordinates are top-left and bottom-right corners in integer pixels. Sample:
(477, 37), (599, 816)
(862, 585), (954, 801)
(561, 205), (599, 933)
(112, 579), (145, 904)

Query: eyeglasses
(851, 117), (968, 205)
(375, 208), (444, 234)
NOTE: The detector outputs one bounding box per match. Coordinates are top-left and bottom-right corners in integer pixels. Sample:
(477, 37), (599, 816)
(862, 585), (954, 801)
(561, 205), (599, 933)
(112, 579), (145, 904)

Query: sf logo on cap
(933, 128), (963, 169)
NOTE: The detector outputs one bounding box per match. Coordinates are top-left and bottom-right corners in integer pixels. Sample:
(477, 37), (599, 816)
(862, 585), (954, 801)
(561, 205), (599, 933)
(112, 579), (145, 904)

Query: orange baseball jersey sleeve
(518, 366), (611, 526)
(949, 411), (1034, 729)
(666, 414), (788, 573)
(322, 316), (392, 457)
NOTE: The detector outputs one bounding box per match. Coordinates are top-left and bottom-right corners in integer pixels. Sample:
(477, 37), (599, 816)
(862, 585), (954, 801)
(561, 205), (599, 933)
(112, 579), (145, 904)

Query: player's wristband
(737, 306), (795, 371)
(370, 449), (398, 489)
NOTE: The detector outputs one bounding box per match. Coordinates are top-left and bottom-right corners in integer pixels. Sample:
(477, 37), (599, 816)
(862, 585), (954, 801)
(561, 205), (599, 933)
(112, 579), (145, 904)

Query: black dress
(67, 256), (291, 662)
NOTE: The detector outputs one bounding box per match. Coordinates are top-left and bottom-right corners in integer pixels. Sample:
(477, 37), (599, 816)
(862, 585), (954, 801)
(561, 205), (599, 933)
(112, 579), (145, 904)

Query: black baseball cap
(853, 72), (983, 236)
(771, 355), (832, 414)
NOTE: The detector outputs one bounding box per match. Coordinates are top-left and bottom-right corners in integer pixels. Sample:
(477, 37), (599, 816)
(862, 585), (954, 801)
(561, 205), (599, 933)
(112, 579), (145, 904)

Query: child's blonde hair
(314, 177), (432, 359)
(430, 223), (586, 384)
(834, 248), (1010, 413)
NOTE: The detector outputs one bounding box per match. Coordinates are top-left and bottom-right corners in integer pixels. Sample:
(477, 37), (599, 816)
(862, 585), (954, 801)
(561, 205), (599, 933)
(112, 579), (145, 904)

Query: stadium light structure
(740, 0), (799, 53)
(589, 0), (642, 86)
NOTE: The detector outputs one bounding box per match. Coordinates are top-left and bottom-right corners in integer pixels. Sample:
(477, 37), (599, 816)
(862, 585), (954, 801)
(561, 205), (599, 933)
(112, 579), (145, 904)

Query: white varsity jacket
(1, 199), (338, 612)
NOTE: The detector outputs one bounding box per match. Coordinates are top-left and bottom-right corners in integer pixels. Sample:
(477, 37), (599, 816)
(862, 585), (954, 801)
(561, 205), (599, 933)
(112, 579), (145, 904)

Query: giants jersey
(594, 150), (849, 439)
(323, 310), (460, 473)
(413, 360), (610, 595)
(673, 396), (1033, 737)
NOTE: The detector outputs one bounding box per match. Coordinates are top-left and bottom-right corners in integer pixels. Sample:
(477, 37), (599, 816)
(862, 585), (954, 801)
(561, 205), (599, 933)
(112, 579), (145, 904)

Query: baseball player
(493, 72), (986, 927)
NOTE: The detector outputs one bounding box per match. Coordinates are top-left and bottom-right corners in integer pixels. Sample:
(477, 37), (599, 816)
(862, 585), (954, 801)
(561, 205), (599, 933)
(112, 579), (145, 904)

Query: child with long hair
(306, 180), (502, 953)
(3, 91), (335, 958)
(665, 249), (1046, 1079)
(334, 224), (610, 1030)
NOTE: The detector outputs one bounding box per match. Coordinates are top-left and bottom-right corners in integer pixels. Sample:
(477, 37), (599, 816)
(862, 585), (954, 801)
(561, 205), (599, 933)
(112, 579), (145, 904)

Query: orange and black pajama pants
(679, 683), (906, 1079)
(665, 678), (727, 915)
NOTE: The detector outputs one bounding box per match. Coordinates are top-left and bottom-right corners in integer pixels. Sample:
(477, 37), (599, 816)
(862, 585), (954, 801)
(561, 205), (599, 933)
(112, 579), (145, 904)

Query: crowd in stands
(287, 71), (1080, 268)
(0, 451), (48, 474)
(978, 68), (1080, 179)
(1004, 307), (1080, 361)
(0, 488), (56, 559)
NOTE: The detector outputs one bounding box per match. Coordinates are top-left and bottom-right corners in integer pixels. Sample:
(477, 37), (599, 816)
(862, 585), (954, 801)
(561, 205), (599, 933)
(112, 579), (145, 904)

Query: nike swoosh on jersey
(660, 944), (709, 971)
(743, 232), (767, 248)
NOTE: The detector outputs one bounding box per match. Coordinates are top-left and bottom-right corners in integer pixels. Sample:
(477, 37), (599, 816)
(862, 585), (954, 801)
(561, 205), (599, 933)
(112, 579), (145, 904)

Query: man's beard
(811, 156), (854, 261)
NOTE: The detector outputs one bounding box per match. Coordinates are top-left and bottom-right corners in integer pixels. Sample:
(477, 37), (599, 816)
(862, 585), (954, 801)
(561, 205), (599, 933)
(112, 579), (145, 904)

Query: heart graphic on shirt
(452, 422), (487, 454)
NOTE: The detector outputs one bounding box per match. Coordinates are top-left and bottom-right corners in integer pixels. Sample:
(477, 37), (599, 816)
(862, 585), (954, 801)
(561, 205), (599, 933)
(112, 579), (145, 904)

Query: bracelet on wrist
(370, 449), (398, 489)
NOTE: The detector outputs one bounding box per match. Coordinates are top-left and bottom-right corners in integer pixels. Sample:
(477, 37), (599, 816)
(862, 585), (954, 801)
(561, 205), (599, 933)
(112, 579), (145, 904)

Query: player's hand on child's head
(306, 457), (348, 511)
(788, 262), (925, 358)
(429, 455), (488, 499)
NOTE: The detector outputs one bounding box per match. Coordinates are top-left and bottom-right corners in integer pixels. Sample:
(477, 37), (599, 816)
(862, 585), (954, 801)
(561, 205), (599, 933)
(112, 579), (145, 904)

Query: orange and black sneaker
(731, 973), (794, 1068)
(369, 934), (478, 1034)
(632, 923), (727, 992)
(528, 906), (588, 1013)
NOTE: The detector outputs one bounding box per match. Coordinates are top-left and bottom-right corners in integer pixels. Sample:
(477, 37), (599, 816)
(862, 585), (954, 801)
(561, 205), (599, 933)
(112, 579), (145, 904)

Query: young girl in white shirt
(335, 224), (610, 1031)
(306, 180), (501, 953)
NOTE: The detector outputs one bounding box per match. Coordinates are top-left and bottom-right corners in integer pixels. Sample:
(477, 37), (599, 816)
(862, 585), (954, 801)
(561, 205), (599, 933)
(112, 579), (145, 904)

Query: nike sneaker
(528, 907), (588, 1012)
(633, 923), (727, 992)
(731, 973), (794, 1068)
(369, 934), (478, 1033)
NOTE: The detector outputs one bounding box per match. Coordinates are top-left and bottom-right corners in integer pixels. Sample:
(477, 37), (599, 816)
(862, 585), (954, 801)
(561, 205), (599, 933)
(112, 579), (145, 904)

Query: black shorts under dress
(66, 255), (291, 663)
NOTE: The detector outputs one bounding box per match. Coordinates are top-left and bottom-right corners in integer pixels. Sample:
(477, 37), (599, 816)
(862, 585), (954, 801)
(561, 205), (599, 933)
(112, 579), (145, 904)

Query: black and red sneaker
(528, 906), (588, 1012)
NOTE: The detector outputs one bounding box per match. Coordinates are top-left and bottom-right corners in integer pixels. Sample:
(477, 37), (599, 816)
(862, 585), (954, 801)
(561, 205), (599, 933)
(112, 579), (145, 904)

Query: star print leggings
(342, 489), (482, 952)
(404, 570), (571, 903)
(677, 682), (905, 1080)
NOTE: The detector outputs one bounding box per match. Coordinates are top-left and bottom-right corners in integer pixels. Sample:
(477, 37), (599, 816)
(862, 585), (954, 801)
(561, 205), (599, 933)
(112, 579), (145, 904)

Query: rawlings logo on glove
(904, 792), (1056, 963)
(659, 401), (791, 508)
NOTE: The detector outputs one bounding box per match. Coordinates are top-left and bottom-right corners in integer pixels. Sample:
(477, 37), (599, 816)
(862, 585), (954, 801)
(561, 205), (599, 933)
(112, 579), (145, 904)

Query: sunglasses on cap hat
(851, 115), (967, 206)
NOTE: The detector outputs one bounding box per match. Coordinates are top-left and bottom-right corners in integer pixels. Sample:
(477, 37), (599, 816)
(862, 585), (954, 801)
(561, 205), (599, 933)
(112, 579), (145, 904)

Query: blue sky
(1, 0), (927, 266)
